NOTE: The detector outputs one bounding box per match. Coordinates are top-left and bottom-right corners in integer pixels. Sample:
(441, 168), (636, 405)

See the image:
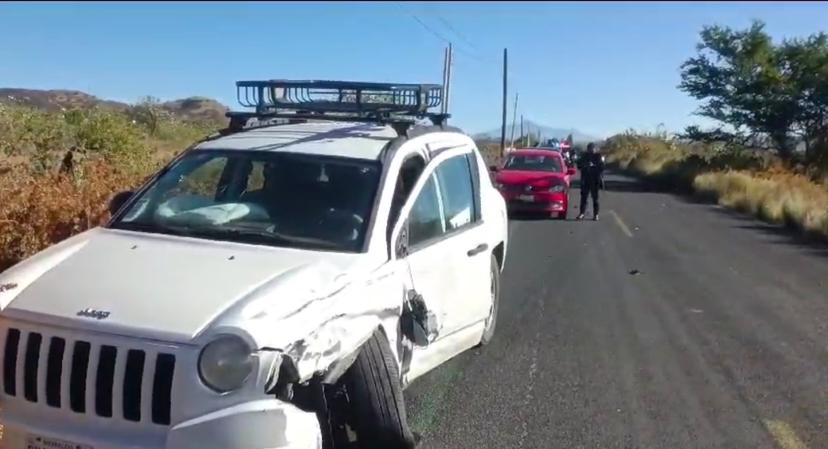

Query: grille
(502, 183), (530, 192)
(2, 328), (175, 425)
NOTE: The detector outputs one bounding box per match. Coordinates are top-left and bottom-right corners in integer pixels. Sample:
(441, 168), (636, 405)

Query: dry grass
(694, 171), (828, 235)
(604, 132), (828, 240)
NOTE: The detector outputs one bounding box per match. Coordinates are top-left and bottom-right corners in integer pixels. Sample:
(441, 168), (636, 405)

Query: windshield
(503, 154), (562, 173)
(110, 150), (381, 252)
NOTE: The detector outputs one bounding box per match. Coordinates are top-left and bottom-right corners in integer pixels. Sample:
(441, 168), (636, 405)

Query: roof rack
(224, 80), (450, 136)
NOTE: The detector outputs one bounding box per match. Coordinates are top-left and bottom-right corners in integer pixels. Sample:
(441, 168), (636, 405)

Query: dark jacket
(577, 152), (604, 184)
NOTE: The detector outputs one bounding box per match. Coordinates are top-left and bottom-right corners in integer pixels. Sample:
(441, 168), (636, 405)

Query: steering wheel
(319, 208), (364, 242)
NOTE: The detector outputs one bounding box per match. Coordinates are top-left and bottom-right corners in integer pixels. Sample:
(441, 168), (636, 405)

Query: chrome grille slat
(1, 327), (176, 426)
(140, 350), (157, 424)
(84, 342), (101, 416)
(59, 337), (75, 411)
(111, 347), (127, 420)
(36, 333), (50, 405)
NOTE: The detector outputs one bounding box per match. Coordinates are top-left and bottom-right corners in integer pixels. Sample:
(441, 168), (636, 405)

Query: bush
(693, 171), (828, 236)
(0, 103), (220, 271)
(0, 161), (145, 271)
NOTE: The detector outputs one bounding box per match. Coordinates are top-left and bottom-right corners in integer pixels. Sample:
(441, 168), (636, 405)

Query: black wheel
(478, 254), (500, 346)
(555, 211), (567, 220)
(342, 330), (416, 449)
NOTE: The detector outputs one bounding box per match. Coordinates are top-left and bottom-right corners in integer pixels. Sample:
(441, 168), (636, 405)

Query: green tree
(128, 96), (166, 135)
(779, 33), (828, 164)
(680, 21), (800, 159)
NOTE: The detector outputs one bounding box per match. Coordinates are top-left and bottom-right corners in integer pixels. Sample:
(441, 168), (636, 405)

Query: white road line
(609, 210), (634, 238)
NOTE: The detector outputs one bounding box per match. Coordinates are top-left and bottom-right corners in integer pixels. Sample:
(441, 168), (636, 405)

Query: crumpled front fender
(215, 263), (410, 385)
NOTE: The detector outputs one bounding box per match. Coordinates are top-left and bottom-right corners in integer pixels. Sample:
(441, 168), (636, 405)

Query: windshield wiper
(110, 221), (191, 237)
(188, 227), (342, 250)
(113, 222), (345, 250)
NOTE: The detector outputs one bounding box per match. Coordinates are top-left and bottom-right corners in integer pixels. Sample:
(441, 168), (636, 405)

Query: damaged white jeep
(0, 80), (508, 449)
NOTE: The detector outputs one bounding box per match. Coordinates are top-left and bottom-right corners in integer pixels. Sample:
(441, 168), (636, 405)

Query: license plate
(26, 434), (93, 449)
(518, 194), (535, 202)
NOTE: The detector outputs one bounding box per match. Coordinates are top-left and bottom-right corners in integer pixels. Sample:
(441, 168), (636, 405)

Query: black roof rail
(224, 79), (451, 136)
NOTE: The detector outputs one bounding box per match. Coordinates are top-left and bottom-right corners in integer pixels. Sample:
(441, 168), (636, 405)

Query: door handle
(467, 243), (489, 257)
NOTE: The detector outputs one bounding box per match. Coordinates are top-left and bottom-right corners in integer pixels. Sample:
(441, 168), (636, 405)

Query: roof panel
(194, 121), (398, 160)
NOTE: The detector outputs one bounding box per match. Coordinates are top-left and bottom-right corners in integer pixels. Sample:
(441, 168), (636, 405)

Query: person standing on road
(576, 142), (604, 221)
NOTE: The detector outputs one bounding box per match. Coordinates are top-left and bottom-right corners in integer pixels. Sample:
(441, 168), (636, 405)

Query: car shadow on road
(508, 212), (558, 222)
(571, 175), (653, 193)
(700, 202), (828, 259)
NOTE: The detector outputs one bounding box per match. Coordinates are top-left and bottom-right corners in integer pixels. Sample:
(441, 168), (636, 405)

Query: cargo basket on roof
(224, 79), (450, 135)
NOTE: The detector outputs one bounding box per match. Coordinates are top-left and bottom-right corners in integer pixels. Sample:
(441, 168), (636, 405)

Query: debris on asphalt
(629, 269), (641, 276)
(689, 308), (704, 314)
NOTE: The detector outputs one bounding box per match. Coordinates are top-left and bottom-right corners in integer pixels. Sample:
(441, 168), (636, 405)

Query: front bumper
(501, 191), (568, 213)
(0, 399), (322, 449)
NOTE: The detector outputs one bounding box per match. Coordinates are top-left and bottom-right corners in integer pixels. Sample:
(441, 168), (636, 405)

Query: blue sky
(1, 1), (827, 137)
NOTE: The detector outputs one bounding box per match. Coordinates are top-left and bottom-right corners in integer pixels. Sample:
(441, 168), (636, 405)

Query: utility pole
(520, 115), (524, 146)
(445, 43), (453, 116)
(500, 48), (508, 157)
(441, 47), (448, 114)
(509, 93), (518, 149)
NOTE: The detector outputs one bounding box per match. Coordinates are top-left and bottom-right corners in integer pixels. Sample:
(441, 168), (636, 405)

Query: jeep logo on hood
(77, 308), (111, 320)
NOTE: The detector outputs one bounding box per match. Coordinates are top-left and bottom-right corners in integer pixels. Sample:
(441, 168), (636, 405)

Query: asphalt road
(404, 172), (828, 449)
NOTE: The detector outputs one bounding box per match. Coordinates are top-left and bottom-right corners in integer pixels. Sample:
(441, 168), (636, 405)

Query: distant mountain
(473, 119), (598, 144)
(0, 88), (229, 125)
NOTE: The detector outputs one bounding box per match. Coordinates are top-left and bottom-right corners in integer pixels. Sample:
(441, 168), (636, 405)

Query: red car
(492, 149), (576, 219)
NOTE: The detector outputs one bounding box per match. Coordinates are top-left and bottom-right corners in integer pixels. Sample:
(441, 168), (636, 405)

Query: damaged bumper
(0, 399), (322, 449)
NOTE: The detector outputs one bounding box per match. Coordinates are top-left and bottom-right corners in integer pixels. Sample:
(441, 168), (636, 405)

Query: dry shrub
(0, 160), (145, 271)
(693, 170), (828, 237)
(0, 103), (220, 272)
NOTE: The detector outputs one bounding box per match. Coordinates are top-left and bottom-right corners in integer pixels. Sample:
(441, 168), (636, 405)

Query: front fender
(241, 265), (407, 384)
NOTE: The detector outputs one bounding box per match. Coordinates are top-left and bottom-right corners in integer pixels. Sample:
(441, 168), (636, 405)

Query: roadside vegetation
(604, 21), (828, 241)
(3, 19), (826, 270)
(0, 101), (222, 271)
(604, 132), (828, 239)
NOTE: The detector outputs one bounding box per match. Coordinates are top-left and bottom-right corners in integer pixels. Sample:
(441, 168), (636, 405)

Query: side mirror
(567, 167), (577, 176)
(489, 165), (499, 173)
(108, 190), (134, 216)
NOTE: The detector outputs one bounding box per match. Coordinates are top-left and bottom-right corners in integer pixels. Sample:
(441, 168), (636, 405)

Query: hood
(496, 170), (567, 185)
(0, 228), (365, 343)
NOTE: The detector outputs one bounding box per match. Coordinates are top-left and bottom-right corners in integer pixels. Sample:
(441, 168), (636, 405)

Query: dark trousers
(580, 180), (600, 216)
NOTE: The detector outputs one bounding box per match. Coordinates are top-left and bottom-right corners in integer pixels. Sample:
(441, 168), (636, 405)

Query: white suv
(0, 81), (508, 449)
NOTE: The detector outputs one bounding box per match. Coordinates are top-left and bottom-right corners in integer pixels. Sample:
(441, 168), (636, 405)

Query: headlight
(198, 335), (255, 393)
(549, 184), (565, 192)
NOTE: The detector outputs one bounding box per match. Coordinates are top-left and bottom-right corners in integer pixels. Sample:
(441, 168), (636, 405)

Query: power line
(410, 15), (489, 65)
(432, 13), (480, 54)
(411, 15), (454, 46)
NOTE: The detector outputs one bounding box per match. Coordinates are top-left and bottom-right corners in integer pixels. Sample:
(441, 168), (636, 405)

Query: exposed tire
(478, 254), (501, 346)
(342, 330), (416, 449)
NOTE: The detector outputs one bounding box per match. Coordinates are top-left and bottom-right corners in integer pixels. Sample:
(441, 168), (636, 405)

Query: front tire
(342, 330), (416, 449)
(478, 254), (501, 346)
